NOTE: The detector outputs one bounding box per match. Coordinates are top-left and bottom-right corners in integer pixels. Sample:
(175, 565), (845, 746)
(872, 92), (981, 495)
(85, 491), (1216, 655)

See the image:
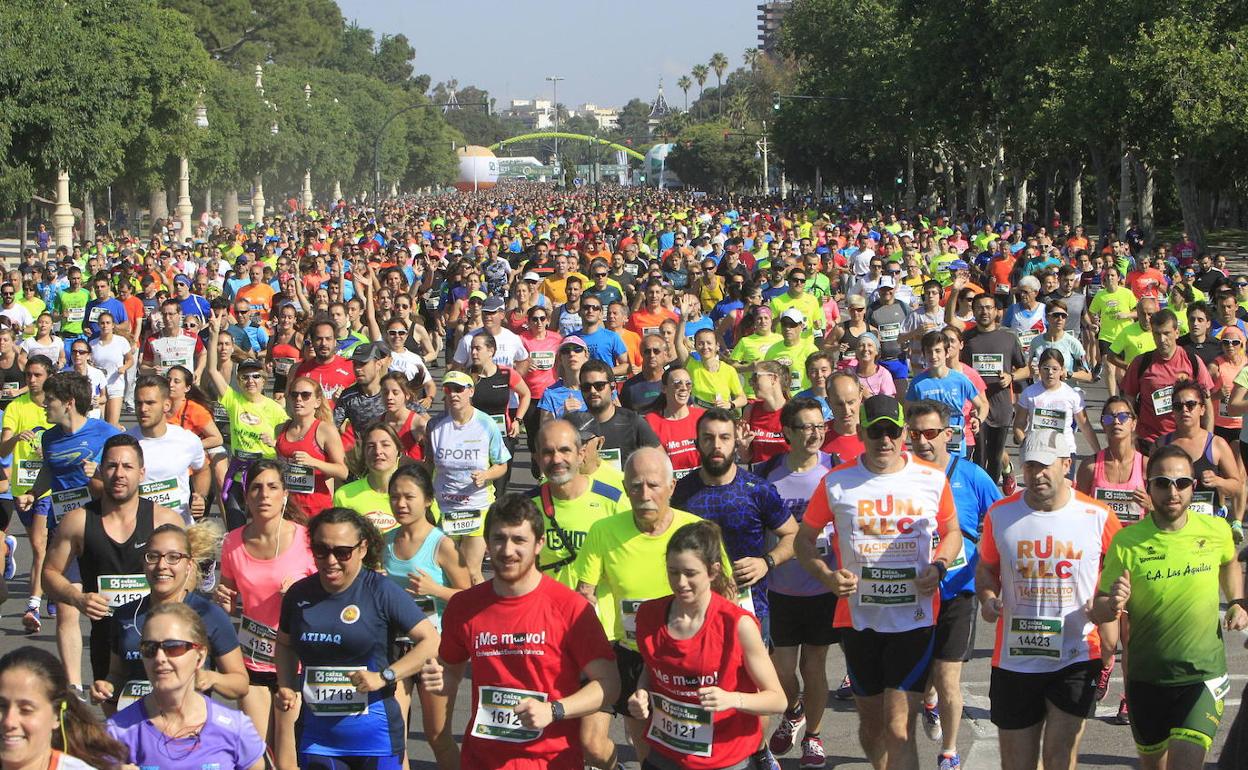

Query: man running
(293, 318), (357, 407)
(127, 374), (209, 524)
(795, 394), (962, 770)
(962, 294), (1027, 488)
(421, 494), (619, 770)
(976, 429), (1121, 770)
(1091, 444), (1246, 769)
(141, 299), (206, 379)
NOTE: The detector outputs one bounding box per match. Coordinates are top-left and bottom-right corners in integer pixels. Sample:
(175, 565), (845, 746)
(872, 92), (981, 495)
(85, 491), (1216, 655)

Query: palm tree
(709, 52), (729, 116)
(677, 75), (692, 113)
(727, 91), (750, 129)
(691, 64), (709, 117)
(743, 48), (760, 72)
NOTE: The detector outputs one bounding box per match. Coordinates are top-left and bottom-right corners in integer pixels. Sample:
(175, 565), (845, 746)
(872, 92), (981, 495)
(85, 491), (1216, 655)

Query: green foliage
(666, 122), (762, 193)
(161, 0), (343, 66)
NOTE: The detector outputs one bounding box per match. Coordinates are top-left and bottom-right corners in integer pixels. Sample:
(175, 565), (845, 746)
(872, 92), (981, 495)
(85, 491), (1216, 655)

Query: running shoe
(923, 703), (943, 742)
(754, 747), (782, 770)
(1094, 658), (1115, 702)
(199, 560), (218, 593)
(3, 536), (15, 581)
(800, 736), (827, 769)
(68, 685), (87, 703)
(46, 602), (55, 619)
(768, 711), (806, 755)
(21, 606), (39, 634)
(1115, 696), (1130, 725)
(1002, 473), (1018, 496)
(835, 674), (854, 700)
(938, 752), (962, 770)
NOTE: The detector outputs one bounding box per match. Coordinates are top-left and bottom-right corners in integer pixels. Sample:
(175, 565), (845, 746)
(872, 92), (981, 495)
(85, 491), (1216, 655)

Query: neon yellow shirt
(1108, 321), (1156, 364)
(686, 356), (745, 407)
(333, 479), (400, 534)
(220, 388), (287, 460)
(764, 337), (822, 393)
(3, 394), (52, 498)
(1089, 287), (1139, 343)
(768, 292), (825, 334)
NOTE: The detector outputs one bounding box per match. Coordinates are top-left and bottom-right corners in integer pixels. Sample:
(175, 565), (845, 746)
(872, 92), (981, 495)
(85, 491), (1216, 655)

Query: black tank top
(1159, 431), (1222, 513)
(0, 353), (23, 409)
(78, 498), (155, 595)
(471, 367), (513, 418)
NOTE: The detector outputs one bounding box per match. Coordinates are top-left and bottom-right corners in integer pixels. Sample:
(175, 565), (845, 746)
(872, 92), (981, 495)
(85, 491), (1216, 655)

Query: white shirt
(90, 336), (131, 384)
(127, 423), (206, 524)
(389, 349), (430, 385)
(451, 326), (530, 368)
(0, 303), (34, 329)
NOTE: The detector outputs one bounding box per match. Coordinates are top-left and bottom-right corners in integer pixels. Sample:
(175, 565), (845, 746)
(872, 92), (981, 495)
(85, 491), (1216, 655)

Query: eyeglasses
(1175, 399), (1202, 412)
(908, 427), (947, 440)
(311, 541), (363, 561)
(1100, 412), (1133, 426)
(139, 639), (202, 659)
(1148, 475), (1196, 491)
(792, 423), (828, 433)
(580, 381), (611, 392)
(865, 422), (904, 440)
(643, 347), (665, 356)
(291, 390), (316, 401)
(143, 550), (190, 565)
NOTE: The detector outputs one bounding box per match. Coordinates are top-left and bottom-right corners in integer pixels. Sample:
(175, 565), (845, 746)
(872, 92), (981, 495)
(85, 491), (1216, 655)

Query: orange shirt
(629, 307), (678, 337)
(616, 327), (642, 368)
(988, 256), (1016, 295)
(236, 282), (277, 319)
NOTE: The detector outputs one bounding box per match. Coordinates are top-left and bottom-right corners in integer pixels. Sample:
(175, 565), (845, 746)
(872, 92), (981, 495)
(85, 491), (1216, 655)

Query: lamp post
(545, 75), (564, 171)
(175, 96), (209, 241)
(301, 83), (313, 210)
(251, 64), (272, 223)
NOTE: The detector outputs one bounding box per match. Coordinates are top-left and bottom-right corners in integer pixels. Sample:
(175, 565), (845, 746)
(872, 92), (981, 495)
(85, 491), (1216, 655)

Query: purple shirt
(765, 451), (837, 596)
(107, 695), (265, 770)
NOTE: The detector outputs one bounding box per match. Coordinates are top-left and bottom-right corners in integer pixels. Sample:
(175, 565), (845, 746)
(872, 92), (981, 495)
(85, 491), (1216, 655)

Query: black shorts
(1125, 676), (1230, 754)
(841, 626), (935, 697)
(933, 594), (977, 662)
(609, 642), (645, 716)
(768, 591), (840, 648)
(1098, 338), (1112, 356)
(0, 497), (13, 532)
(989, 660), (1102, 730)
(248, 669), (278, 690)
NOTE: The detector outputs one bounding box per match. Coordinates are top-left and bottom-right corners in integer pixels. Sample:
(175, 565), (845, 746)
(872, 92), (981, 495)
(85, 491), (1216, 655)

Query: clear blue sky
(336, 0), (760, 109)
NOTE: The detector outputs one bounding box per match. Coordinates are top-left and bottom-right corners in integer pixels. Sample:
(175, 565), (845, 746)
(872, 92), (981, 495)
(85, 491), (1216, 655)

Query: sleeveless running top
(0, 353), (23, 409)
(79, 498), (155, 680)
(746, 401), (788, 466)
(471, 366), (514, 433)
(1091, 449), (1146, 525)
(383, 527), (448, 632)
(275, 419), (333, 521)
(396, 411), (424, 462)
(269, 336), (302, 393)
(1159, 431), (1224, 517)
(838, 322), (867, 368)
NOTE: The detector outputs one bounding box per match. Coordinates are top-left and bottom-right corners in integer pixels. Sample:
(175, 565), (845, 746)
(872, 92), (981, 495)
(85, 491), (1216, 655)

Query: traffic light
(772, 92), (781, 111)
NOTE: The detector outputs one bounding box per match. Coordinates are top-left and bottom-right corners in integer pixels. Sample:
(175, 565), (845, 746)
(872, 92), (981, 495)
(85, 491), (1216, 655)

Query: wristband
(1231, 598), (1248, 611)
(932, 560), (949, 580)
(762, 554), (776, 573)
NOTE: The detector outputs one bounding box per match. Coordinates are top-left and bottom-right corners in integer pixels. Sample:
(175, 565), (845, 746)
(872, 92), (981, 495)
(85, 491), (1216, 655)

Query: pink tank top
(1091, 449), (1146, 525)
(220, 523), (317, 672)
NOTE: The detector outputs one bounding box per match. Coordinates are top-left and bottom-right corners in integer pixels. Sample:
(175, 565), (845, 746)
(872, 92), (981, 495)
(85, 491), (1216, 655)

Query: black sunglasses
(865, 422), (904, 440)
(580, 381), (611, 392)
(311, 541), (362, 561)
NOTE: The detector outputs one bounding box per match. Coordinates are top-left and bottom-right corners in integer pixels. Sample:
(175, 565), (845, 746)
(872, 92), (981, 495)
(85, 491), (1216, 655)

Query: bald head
(536, 419), (583, 485)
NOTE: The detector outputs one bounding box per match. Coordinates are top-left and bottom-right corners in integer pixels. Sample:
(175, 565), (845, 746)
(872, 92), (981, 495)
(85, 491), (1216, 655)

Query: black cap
(351, 341), (391, 364)
(860, 394), (904, 428)
(564, 410), (601, 443)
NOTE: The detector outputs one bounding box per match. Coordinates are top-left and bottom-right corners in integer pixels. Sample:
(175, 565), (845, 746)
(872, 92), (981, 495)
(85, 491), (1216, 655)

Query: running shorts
(989, 660), (1102, 729)
(841, 626), (935, 697)
(1126, 675), (1230, 755)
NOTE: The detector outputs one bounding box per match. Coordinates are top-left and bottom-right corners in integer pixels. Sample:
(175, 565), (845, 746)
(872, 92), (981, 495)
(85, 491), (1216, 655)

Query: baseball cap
(564, 410), (602, 443)
(482, 297), (505, 313)
(947, 260), (970, 271)
(442, 371), (474, 389)
(1020, 429), (1073, 465)
(351, 341), (390, 364)
(559, 335), (587, 352)
(522, 271), (541, 282)
(859, 395), (904, 429)
(468, 290), (487, 302)
(779, 308), (805, 325)
(237, 358), (265, 373)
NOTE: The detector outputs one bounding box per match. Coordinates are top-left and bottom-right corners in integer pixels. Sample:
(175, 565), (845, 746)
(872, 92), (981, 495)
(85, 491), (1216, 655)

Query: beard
(700, 452), (734, 477)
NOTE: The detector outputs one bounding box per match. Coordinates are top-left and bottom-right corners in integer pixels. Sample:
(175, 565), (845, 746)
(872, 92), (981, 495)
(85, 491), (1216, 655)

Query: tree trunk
(1173, 155), (1206, 251)
(1131, 156), (1155, 245)
(1069, 159), (1084, 227)
(944, 162), (957, 220)
(149, 189), (169, 234)
(18, 203), (28, 254)
(989, 144), (1007, 221)
(223, 190), (240, 230)
(83, 192), (95, 241)
(964, 164), (978, 217)
(1013, 174), (1028, 221)
(904, 144), (916, 211)
(1043, 165), (1056, 227)
(1118, 141), (1134, 237)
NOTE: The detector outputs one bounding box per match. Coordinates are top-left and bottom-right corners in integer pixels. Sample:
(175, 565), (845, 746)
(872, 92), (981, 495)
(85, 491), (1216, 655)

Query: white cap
(1021, 429), (1072, 465)
(779, 308), (806, 325)
(522, 271), (541, 282)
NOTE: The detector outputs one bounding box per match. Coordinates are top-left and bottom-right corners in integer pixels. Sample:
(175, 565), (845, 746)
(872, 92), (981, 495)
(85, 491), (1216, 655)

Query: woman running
(740, 360), (791, 467)
(383, 465), (469, 770)
(850, 333), (895, 397)
(107, 604), (266, 770)
(628, 520), (786, 769)
(380, 372), (427, 462)
(275, 508), (440, 770)
(267, 302), (304, 402)
(333, 422), (409, 535)
(467, 332), (530, 494)
(67, 339), (107, 419)
(276, 377), (348, 523)
(644, 367), (706, 480)
(1013, 348), (1100, 455)
(217, 460), (317, 770)
(88, 311), (132, 428)
(19, 312), (64, 370)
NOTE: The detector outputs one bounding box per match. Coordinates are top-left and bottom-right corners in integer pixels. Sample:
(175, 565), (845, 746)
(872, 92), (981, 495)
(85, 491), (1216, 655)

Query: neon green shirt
(732, 333), (782, 397)
(530, 478), (632, 589)
(764, 337), (821, 393)
(220, 388), (287, 460)
(2, 394), (52, 497)
(1108, 321), (1156, 364)
(1089, 287), (1138, 343)
(769, 292), (825, 334)
(686, 356), (744, 407)
(1099, 513), (1235, 684)
(333, 479), (399, 534)
(56, 289), (91, 336)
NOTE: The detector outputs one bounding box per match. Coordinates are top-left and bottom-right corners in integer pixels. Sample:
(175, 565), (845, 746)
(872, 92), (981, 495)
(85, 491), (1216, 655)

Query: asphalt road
(5, 370), (1242, 769)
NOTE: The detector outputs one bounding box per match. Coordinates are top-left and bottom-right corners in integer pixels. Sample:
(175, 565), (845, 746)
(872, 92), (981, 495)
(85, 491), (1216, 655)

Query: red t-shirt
(1121, 347), (1214, 442)
(645, 407), (705, 477)
(292, 356), (356, 407)
(745, 401), (788, 465)
(821, 428), (865, 462)
(439, 576), (614, 770)
(1126, 268), (1167, 300)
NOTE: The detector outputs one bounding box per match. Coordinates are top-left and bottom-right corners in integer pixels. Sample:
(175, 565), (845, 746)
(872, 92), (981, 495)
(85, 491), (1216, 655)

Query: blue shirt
(794, 388), (834, 420)
(41, 417), (122, 526)
(537, 381), (584, 419)
(83, 297), (127, 339)
(683, 316), (715, 343)
(280, 569), (426, 757)
(179, 294), (211, 321)
(578, 327), (627, 367)
(941, 456), (1001, 598)
(671, 469), (788, 620)
(905, 369), (979, 456)
(112, 592), (239, 683)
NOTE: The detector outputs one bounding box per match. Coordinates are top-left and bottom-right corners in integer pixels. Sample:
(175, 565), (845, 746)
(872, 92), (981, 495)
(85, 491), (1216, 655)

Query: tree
(615, 98), (653, 146)
(160, 0), (343, 66)
(691, 65), (709, 117)
(373, 34), (416, 86)
(666, 121), (761, 193)
(709, 52), (729, 116)
(677, 76), (693, 112)
(743, 48), (761, 72)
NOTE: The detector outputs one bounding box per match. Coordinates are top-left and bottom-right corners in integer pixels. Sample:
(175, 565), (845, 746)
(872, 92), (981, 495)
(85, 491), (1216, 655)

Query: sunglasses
(865, 422), (904, 440)
(1100, 411), (1133, 426)
(139, 639), (202, 659)
(669, 379), (693, 389)
(580, 381), (611, 392)
(1048, 312), (1067, 319)
(907, 427), (947, 441)
(1148, 475), (1196, 491)
(1222, 339), (1243, 346)
(1175, 399), (1202, 412)
(72, 349), (89, 355)
(443, 384), (469, 394)
(240, 372), (264, 381)
(387, 330), (407, 337)
(581, 305), (602, 312)
(291, 390), (316, 401)
(143, 550), (190, 565)
(311, 541), (362, 561)
(559, 346), (585, 354)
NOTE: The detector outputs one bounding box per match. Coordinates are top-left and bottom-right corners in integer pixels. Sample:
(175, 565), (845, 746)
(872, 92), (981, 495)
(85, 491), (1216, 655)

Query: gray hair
(1018, 275), (1041, 293)
(624, 446), (674, 485)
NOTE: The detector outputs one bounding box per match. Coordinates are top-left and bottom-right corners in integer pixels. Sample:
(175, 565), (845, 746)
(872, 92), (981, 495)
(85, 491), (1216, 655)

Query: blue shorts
(17, 496), (51, 531)
(881, 358), (910, 381)
(300, 755), (404, 770)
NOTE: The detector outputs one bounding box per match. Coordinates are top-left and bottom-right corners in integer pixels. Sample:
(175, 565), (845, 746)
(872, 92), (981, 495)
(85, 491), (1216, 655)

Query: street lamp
(301, 83), (313, 210)
(176, 90), (208, 241)
(546, 75), (564, 171)
(251, 65), (273, 223)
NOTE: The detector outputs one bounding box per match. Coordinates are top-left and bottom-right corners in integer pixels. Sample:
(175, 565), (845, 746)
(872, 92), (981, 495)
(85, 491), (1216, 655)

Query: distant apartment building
(757, 1), (792, 53)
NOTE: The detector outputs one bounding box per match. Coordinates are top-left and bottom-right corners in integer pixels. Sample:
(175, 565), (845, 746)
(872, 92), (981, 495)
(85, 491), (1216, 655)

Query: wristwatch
(762, 554), (776, 573)
(380, 667), (397, 684)
(550, 700), (566, 721)
(1231, 598), (1248, 611)
(932, 560), (949, 580)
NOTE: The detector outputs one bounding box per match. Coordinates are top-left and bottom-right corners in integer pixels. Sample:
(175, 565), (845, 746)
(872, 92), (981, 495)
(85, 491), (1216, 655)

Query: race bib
(16, 459), (41, 487)
(1018, 330), (1040, 353)
(424, 297), (440, 310)
(138, 478), (179, 508)
(1095, 488), (1143, 524)
(65, 306), (85, 323)
(274, 358), (295, 376)
(1152, 386), (1173, 416)
(878, 323), (901, 343)
(97, 574), (150, 611)
(737, 587), (756, 616)
(530, 350), (555, 371)
(947, 424), (964, 455)
(303, 666), (368, 716)
(647, 692), (714, 758)
(51, 486), (90, 522)
(284, 463), (315, 495)
(441, 508), (484, 536)
(1007, 616), (1063, 659)
(858, 565), (917, 606)
(598, 447), (622, 471)
(1031, 408), (1068, 431)
(1, 382), (20, 399)
(1189, 490), (1217, 518)
(815, 524), (834, 557)
(117, 680), (152, 711)
(1206, 673), (1231, 703)
(88, 306), (105, 323)
(491, 413), (507, 433)
(239, 616), (277, 667)
(472, 686), (547, 743)
(620, 598), (645, 644)
(971, 353), (1004, 376)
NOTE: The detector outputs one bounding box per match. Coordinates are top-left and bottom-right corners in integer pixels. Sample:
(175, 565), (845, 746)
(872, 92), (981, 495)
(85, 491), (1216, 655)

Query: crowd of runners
(0, 185), (1245, 770)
